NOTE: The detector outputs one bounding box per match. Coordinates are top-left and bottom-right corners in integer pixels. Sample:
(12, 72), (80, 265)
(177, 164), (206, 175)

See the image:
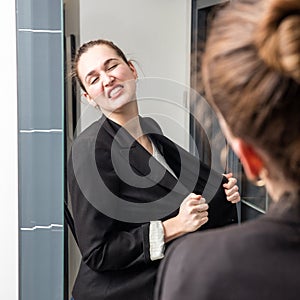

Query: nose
(101, 71), (114, 86)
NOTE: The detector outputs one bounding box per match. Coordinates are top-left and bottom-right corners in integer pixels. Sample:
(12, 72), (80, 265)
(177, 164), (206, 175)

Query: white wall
(79, 0), (191, 149)
(0, 1), (19, 299)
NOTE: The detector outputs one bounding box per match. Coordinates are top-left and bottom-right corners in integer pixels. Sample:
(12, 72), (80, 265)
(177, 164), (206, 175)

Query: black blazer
(155, 195), (300, 300)
(68, 115), (237, 300)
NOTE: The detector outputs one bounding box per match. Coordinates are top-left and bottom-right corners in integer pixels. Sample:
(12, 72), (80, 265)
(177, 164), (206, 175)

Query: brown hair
(202, 0), (300, 185)
(71, 39), (130, 93)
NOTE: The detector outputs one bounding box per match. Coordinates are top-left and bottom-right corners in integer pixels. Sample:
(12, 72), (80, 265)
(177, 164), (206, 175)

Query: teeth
(110, 86), (122, 98)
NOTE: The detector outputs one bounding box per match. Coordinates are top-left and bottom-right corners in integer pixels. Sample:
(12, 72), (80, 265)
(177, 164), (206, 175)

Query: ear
(128, 61), (138, 79)
(82, 91), (89, 100)
(232, 139), (264, 181)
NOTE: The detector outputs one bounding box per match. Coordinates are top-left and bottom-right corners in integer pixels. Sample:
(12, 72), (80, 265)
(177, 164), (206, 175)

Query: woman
(155, 0), (300, 299)
(68, 39), (240, 300)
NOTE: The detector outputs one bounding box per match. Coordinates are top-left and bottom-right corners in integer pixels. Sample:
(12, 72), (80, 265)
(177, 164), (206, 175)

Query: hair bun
(255, 0), (300, 83)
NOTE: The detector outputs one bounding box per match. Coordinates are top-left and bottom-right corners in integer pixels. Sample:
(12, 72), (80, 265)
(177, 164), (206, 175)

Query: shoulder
(167, 221), (251, 265)
(71, 116), (114, 156)
(156, 216), (273, 298)
(166, 214), (281, 265)
(156, 207), (300, 300)
(68, 116), (112, 170)
(73, 116), (107, 145)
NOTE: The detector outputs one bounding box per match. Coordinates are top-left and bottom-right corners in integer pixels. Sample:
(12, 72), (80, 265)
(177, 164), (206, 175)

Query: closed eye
(107, 64), (118, 71)
(90, 76), (99, 85)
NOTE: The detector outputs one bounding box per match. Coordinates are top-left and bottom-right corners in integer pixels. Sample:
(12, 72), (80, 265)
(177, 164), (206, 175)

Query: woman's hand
(163, 193), (208, 243)
(177, 193), (209, 233)
(223, 173), (241, 204)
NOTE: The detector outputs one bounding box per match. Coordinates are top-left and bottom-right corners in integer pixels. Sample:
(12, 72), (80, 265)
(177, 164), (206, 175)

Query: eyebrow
(84, 58), (119, 83)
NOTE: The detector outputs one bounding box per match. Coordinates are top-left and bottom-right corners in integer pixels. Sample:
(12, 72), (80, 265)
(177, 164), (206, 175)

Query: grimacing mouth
(108, 84), (124, 98)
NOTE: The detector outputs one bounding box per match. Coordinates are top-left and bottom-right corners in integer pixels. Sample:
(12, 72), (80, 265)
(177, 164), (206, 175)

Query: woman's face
(77, 44), (137, 115)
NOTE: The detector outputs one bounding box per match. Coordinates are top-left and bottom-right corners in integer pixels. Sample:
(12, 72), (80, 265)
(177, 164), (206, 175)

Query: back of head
(202, 0), (300, 185)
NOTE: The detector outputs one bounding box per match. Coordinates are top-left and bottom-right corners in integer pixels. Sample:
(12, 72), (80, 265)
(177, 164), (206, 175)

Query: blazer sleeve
(156, 133), (238, 229)
(197, 165), (238, 229)
(67, 143), (153, 272)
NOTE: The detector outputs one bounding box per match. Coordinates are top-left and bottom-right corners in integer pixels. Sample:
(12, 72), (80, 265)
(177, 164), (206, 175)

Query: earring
(255, 177), (265, 187)
(254, 168), (268, 187)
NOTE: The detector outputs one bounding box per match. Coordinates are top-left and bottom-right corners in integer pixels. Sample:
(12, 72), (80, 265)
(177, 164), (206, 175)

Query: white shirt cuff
(149, 221), (165, 261)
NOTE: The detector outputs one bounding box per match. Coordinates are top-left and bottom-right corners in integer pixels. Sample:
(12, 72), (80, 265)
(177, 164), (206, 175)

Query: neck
(104, 100), (139, 125)
(123, 115), (144, 140)
(105, 101), (143, 139)
(264, 176), (298, 203)
(103, 102), (153, 154)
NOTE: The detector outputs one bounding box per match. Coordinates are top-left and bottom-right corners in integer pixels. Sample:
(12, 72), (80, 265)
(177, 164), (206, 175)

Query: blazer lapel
(152, 132), (227, 202)
(118, 139), (188, 196)
(101, 116), (188, 196)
